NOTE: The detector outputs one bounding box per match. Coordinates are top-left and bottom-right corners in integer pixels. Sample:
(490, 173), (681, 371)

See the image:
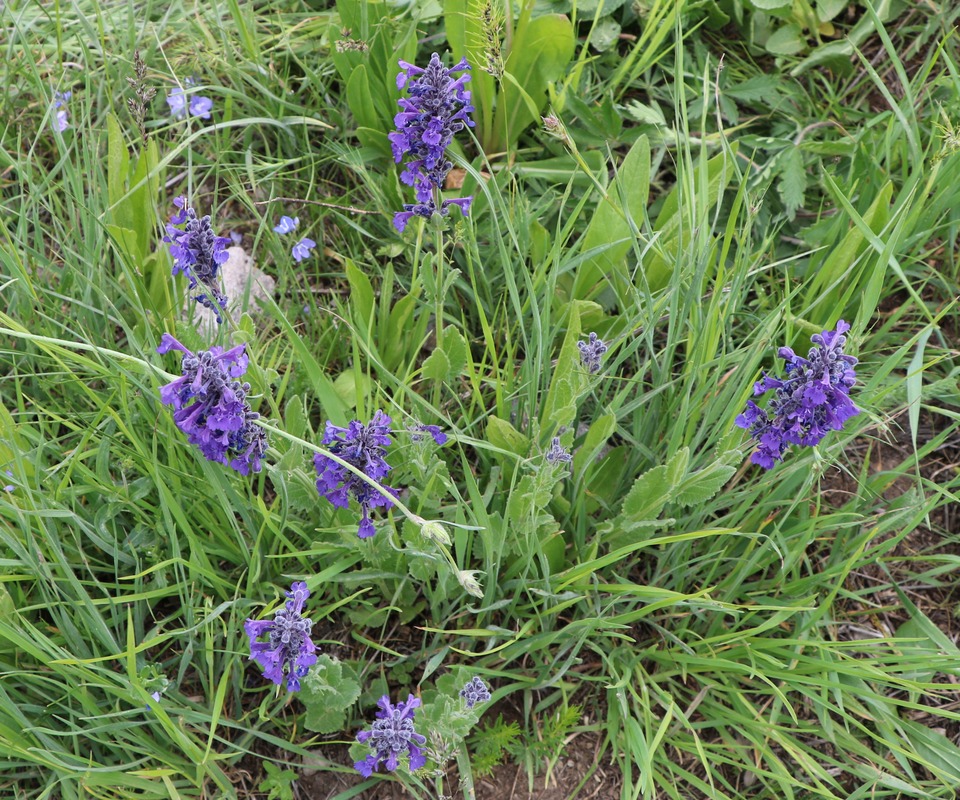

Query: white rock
(188, 246), (276, 334)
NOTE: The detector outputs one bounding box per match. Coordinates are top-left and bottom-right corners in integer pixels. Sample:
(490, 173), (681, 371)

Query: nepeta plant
(577, 332), (608, 374)
(354, 694), (427, 777)
(156, 334), (269, 475)
(163, 196), (231, 323)
(244, 581), (317, 692)
(313, 410), (398, 538)
(389, 53), (475, 232)
(736, 320), (860, 468)
(459, 676), (491, 708)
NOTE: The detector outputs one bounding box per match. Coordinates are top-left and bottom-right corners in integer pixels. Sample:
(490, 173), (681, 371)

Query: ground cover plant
(3, 0), (960, 798)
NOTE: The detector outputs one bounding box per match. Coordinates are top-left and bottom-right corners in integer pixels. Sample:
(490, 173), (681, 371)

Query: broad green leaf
(283, 395), (308, 440)
(765, 23), (807, 56)
(486, 416), (529, 457)
(572, 413), (616, 475)
(672, 462), (736, 507)
(301, 655), (362, 734)
(492, 12), (574, 153)
(345, 259), (375, 330)
(572, 135), (650, 301)
(541, 303), (584, 430)
(422, 327), (467, 383)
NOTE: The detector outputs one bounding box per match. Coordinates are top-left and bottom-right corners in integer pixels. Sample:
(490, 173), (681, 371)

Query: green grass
(2, 0), (960, 798)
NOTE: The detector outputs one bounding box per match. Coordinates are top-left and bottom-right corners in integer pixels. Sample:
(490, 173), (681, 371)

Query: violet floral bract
(156, 333), (269, 475)
(736, 320), (860, 469)
(354, 694), (427, 777)
(244, 581), (317, 692)
(313, 410), (397, 538)
(389, 52), (475, 232)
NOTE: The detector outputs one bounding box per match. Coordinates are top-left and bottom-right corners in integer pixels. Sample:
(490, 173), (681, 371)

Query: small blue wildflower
(273, 215), (299, 235)
(3, 470), (13, 493)
(355, 694), (427, 777)
(736, 320), (859, 469)
(52, 91), (71, 132)
(156, 333), (269, 475)
(291, 237), (316, 262)
(389, 53), (475, 233)
(145, 691), (162, 712)
(459, 676), (491, 708)
(313, 411), (397, 539)
(577, 332), (608, 374)
(166, 79), (213, 120)
(244, 581), (317, 692)
(166, 87), (187, 118)
(163, 196), (231, 323)
(188, 95), (213, 119)
(545, 437), (572, 465)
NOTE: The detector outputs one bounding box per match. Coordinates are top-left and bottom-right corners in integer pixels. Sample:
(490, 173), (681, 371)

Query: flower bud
(458, 570), (484, 599)
(420, 520), (451, 546)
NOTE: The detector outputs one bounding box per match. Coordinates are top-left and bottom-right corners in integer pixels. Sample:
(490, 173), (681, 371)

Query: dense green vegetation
(2, 0), (960, 798)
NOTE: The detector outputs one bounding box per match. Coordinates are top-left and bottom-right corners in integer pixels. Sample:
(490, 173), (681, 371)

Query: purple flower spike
(244, 581), (317, 692)
(291, 237), (316, 262)
(354, 694), (427, 777)
(577, 332), (608, 374)
(163, 196), (232, 323)
(459, 676), (491, 708)
(156, 334), (268, 475)
(409, 423), (447, 446)
(313, 411), (398, 539)
(389, 53), (474, 232)
(735, 320), (860, 469)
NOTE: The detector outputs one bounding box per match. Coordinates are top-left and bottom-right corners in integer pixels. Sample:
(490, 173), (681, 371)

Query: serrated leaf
(619, 463), (671, 522)
(777, 147), (807, 218)
(542, 304), (585, 430)
(422, 327), (467, 383)
(673, 463), (736, 507)
(301, 655), (362, 734)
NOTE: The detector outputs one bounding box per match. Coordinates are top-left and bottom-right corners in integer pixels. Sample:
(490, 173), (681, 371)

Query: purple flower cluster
(389, 53), (475, 233)
(313, 411), (397, 539)
(459, 676), (491, 708)
(156, 333), (269, 475)
(163, 196), (231, 323)
(166, 79), (213, 120)
(736, 320), (860, 469)
(244, 581), (317, 692)
(545, 437), (572, 465)
(354, 694), (427, 777)
(578, 332), (608, 374)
